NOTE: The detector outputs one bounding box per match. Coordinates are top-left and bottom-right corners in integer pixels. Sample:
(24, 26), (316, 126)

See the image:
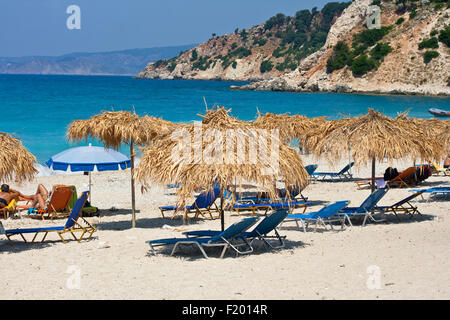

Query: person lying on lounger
(0, 183), (49, 210)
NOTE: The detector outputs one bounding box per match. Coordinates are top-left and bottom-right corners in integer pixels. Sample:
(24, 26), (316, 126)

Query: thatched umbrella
(396, 114), (449, 140)
(67, 110), (174, 228)
(0, 132), (37, 183)
(302, 109), (444, 192)
(442, 126), (450, 152)
(396, 114), (449, 165)
(253, 111), (326, 149)
(135, 106), (310, 231)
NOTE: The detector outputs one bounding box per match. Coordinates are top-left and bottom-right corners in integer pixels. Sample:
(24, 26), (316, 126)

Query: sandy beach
(1, 155), (449, 300)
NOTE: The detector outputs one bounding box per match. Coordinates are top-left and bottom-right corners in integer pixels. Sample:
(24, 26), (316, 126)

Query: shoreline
(230, 83), (450, 98)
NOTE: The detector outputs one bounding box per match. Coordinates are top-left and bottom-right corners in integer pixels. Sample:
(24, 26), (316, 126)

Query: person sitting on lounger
(257, 185), (298, 200)
(0, 184), (49, 210)
(383, 167), (398, 181)
(0, 184), (21, 209)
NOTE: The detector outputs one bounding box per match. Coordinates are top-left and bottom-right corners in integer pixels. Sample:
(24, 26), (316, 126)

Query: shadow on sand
(0, 236), (97, 253)
(145, 239), (307, 261)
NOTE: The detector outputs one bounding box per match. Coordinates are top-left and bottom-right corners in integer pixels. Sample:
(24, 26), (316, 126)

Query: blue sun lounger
(305, 164), (318, 175)
(147, 216), (259, 259)
(4, 191), (96, 243)
(374, 190), (425, 221)
(228, 201), (311, 216)
(184, 209), (289, 250)
(159, 186), (221, 220)
(337, 188), (388, 227)
(311, 162), (354, 181)
(237, 185), (308, 203)
(409, 187), (450, 202)
(281, 201), (350, 232)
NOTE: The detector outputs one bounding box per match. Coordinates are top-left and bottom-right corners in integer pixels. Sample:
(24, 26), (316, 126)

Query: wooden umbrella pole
(371, 157), (376, 194)
(220, 187), (225, 232)
(130, 141), (136, 228)
(89, 172), (92, 203)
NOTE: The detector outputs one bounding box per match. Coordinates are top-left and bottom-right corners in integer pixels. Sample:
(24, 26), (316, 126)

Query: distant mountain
(0, 45), (196, 76)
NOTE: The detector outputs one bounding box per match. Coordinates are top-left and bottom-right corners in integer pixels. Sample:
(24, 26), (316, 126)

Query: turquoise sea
(1, 74), (449, 164)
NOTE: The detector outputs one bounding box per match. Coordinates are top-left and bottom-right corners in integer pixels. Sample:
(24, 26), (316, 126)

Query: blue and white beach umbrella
(46, 144), (131, 201)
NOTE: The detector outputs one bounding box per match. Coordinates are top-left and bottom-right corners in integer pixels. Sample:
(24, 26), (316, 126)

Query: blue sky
(0, 0), (331, 57)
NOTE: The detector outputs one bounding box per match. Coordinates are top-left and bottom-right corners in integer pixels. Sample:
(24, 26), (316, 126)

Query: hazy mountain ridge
(0, 45), (196, 75)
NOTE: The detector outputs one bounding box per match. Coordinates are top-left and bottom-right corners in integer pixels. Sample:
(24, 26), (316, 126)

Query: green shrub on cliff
(395, 17), (405, 25)
(326, 41), (353, 73)
(370, 42), (392, 60)
(253, 37), (267, 46)
(438, 26), (450, 47)
(418, 37), (439, 50)
(264, 13), (287, 30)
(192, 55), (212, 70)
(352, 26), (392, 55)
(260, 60), (273, 73)
(190, 49), (198, 61)
(168, 62), (177, 72)
(423, 50), (439, 63)
(350, 54), (376, 76)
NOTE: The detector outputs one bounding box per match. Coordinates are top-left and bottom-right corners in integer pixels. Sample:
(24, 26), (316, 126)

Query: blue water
(1, 74), (449, 163)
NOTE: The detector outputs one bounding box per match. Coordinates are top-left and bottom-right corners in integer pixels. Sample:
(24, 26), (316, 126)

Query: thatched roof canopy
(304, 109), (444, 166)
(396, 114), (449, 140)
(0, 132), (37, 183)
(253, 111), (326, 144)
(440, 124), (450, 152)
(67, 110), (174, 149)
(66, 110), (176, 228)
(135, 106), (310, 211)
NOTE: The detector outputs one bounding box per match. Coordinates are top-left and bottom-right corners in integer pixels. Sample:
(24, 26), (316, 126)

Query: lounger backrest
(390, 167), (416, 182)
(318, 201), (350, 218)
(357, 188), (388, 213)
(211, 217), (259, 242)
(305, 164), (318, 175)
(64, 191), (89, 229)
(390, 191), (424, 207)
(338, 162), (354, 175)
(66, 186), (78, 210)
(192, 186), (221, 209)
(47, 186), (73, 213)
(250, 209), (289, 236)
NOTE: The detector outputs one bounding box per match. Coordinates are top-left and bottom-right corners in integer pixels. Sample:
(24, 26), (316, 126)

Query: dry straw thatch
(303, 109), (444, 166)
(440, 124), (450, 152)
(253, 111), (326, 144)
(396, 113), (449, 139)
(67, 110), (174, 148)
(67, 110), (176, 228)
(135, 106), (310, 221)
(302, 109), (446, 193)
(0, 132), (37, 183)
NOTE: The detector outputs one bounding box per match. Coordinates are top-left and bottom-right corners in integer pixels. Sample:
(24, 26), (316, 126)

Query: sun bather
(0, 184), (20, 209)
(0, 184), (49, 210)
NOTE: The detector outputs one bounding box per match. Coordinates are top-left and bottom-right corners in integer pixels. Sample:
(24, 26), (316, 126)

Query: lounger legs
(169, 242), (231, 259)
